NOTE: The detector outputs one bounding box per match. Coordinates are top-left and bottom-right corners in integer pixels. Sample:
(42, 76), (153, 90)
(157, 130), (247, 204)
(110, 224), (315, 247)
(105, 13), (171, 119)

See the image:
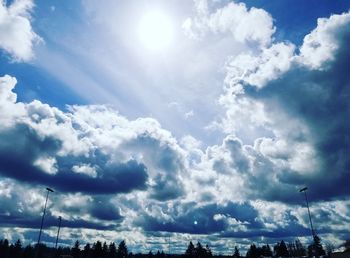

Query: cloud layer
(1, 0), (350, 254)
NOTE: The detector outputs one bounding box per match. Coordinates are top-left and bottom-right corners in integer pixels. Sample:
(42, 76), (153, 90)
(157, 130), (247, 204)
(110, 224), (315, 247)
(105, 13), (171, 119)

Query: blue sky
(1, 0), (350, 254)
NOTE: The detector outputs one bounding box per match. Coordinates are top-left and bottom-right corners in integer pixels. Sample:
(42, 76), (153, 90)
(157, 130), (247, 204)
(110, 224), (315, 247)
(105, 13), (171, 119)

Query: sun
(138, 10), (174, 51)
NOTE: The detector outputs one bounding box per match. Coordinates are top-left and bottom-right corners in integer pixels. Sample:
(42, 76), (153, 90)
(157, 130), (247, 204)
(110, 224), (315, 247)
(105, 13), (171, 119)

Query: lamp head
(299, 187), (308, 192)
(46, 187), (54, 192)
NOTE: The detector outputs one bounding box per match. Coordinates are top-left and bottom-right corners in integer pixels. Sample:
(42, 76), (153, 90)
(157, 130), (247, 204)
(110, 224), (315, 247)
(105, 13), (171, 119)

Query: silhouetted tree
(287, 242), (296, 257)
(261, 244), (273, 257)
(35, 243), (47, 258)
(22, 244), (35, 258)
(185, 241), (196, 258)
(274, 240), (289, 257)
(71, 240), (81, 258)
(206, 244), (213, 258)
(233, 246), (240, 258)
(295, 239), (306, 257)
(109, 242), (117, 258)
(344, 239), (350, 253)
(246, 244), (258, 258)
(148, 250), (154, 258)
(103, 242), (109, 258)
(195, 242), (207, 258)
(117, 240), (128, 258)
(82, 243), (92, 258)
(94, 241), (103, 258)
(307, 235), (325, 257)
(0, 239), (10, 258)
(12, 239), (22, 258)
(325, 242), (334, 256)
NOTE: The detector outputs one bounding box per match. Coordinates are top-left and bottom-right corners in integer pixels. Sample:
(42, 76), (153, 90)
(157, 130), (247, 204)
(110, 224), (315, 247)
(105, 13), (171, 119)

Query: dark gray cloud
(244, 23), (350, 202)
(123, 133), (185, 201)
(89, 197), (123, 221)
(0, 213), (114, 231)
(0, 123), (148, 194)
(0, 184), (121, 230)
(136, 202), (263, 235)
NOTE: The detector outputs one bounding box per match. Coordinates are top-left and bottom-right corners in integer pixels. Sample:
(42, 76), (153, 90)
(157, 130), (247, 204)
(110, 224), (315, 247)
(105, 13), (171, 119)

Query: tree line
(242, 235), (330, 258)
(0, 239), (128, 258)
(0, 235), (349, 258)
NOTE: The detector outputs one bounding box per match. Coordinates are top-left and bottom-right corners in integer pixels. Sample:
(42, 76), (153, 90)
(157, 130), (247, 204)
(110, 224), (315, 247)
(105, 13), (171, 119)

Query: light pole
(37, 187), (54, 246)
(299, 187), (315, 239)
(55, 216), (62, 249)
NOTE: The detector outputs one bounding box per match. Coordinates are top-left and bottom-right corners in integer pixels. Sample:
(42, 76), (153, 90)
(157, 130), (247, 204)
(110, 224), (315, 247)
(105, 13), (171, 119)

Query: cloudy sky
(1, 0), (350, 254)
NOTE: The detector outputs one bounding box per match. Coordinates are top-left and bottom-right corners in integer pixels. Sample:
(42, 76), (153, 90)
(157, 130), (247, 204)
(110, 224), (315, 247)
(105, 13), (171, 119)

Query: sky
(1, 0), (350, 254)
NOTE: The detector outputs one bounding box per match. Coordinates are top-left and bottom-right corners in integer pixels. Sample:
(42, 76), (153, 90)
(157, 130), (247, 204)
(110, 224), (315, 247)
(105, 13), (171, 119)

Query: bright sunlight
(138, 10), (174, 51)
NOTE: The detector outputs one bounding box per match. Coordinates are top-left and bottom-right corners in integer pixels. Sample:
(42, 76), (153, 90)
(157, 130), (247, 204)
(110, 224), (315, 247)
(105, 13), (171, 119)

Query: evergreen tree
(233, 246), (240, 258)
(274, 241), (289, 257)
(344, 239), (350, 253)
(71, 240), (80, 258)
(82, 243), (92, 258)
(246, 244), (258, 258)
(261, 244), (272, 257)
(14, 239), (22, 258)
(0, 239), (10, 258)
(35, 243), (47, 258)
(109, 242), (117, 258)
(206, 244), (213, 258)
(287, 243), (296, 257)
(195, 242), (206, 258)
(117, 240), (128, 258)
(325, 242), (334, 256)
(103, 242), (109, 258)
(94, 241), (103, 258)
(185, 241), (195, 258)
(295, 239), (306, 257)
(22, 245), (35, 258)
(307, 235), (325, 257)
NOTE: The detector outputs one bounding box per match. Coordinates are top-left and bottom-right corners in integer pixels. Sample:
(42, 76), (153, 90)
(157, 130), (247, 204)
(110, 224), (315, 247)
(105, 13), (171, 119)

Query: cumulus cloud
(217, 11), (350, 203)
(0, 75), (191, 245)
(183, 1), (275, 47)
(298, 12), (350, 70)
(136, 201), (263, 235)
(225, 42), (295, 89)
(0, 75), (191, 198)
(0, 0), (40, 62)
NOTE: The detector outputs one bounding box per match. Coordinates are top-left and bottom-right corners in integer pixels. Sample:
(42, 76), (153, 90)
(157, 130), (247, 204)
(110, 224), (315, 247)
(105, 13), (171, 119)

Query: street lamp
(299, 187), (315, 239)
(55, 216), (62, 250)
(37, 187), (54, 246)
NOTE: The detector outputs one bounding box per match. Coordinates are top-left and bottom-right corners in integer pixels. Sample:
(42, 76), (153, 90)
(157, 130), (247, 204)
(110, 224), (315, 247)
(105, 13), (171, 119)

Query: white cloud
(34, 156), (58, 175)
(298, 12), (350, 70)
(0, 0), (41, 62)
(225, 42), (295, 89)
(72, 164), (97, 177)
(184, 1), (275, 47)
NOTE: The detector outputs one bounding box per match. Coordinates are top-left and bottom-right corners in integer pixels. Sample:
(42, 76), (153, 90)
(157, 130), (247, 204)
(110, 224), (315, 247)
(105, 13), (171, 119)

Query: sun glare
(138, 10), (174, 51)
